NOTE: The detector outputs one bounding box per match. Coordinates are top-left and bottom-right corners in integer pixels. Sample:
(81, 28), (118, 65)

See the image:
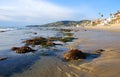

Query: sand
(85, 23), (120, 32)
(11, 25), (120, 77)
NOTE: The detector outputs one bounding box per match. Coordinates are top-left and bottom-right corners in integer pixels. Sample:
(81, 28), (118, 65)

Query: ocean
(0, 26), (67, 77)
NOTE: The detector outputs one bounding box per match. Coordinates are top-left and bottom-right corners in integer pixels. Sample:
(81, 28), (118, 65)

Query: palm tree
(98, 12), (103, 18)
(101, 14), (103, 17)
(110, 13), (112, 16)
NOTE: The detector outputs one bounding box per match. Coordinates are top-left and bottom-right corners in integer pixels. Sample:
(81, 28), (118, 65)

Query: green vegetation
(41, 42), (55, 48)
(47, 37), (61, 41)
(60, 37), (76, 42)
(63, 32), (73, 37)
(26, 20), (91, 27)
(23, 37), (47, 46)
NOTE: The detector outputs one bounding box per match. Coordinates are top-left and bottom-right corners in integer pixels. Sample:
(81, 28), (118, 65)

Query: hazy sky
(0, 0), (119, 26)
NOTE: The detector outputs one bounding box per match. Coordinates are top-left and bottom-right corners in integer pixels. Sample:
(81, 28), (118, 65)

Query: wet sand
(11, 27), (120, 77)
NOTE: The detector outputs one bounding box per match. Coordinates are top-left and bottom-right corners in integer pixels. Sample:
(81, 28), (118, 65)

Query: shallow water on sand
(0, 27), (67, 77)
(0, 27), (120, 77)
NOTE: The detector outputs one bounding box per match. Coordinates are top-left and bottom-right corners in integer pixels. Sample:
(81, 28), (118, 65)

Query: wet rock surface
(41, 41), (56, 48)
(11, 46), (35, 53)
(63, 49), (105, 61)
(91, 49), (105, 55)
(23, 37), (47, 46)
(0, 57), (8, 61)
(63, 49), (86, 61)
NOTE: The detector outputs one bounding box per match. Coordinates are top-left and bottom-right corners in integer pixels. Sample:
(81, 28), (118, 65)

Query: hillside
(26, 20), (91, 27)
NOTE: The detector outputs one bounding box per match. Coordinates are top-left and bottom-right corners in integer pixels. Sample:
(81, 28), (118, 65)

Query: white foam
(0, 28), (14, 31)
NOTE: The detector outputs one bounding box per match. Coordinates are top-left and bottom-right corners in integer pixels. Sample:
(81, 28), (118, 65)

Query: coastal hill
(26, 20), (91, 27)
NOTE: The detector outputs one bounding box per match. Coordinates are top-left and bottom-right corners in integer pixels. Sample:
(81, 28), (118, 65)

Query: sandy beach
(4, 25), (119, 77)
(85, 23), (120, 32)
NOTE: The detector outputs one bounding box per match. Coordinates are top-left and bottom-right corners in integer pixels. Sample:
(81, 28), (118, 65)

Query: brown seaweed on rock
(47, 37), (61, 41)
(23, 37), (47, 46)
(11, 46), (35, 54)
(63, 49), (86, 61)
(41, 41), (56, 48)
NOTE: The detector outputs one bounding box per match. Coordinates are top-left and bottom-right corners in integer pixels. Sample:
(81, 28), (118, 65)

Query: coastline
(11, 26), (120, 77)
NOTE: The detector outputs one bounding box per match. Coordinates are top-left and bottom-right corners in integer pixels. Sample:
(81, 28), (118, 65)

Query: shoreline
(12, 26), (120, 77)
(0, 26), (120, 77)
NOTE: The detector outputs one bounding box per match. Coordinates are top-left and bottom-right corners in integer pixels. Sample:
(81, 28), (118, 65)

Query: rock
(0, 57), (7, 61)
(63, 49), (86, 61)
(11, 46), (35, 53)
(96, 49), (105, 54)
(23, 37), (47, 46)
(11, 47), (19, 51)
(41, 41), (56, 48)
(0, 31), (6, 33)
(46, 42), (55, 46)
(33, 32), (37, 35)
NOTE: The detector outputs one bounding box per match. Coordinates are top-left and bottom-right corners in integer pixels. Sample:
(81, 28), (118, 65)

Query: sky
(0, 0), (120, 26)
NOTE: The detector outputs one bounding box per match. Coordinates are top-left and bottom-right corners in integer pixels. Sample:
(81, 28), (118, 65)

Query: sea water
(0, 26), (66, 77)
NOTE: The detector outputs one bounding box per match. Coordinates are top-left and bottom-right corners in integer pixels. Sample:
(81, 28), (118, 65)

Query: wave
(0, 28), (14, 31)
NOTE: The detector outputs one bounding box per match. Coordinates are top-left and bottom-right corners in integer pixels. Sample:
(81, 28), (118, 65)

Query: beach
(85, 23), (120, 32)
(0, 0), (120, 77)
(0, 25), (119, 77)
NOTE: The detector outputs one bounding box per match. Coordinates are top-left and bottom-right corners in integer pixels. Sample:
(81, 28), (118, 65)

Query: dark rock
(63, 49), (86, 61)
(11, 47), (19, 51)
(0, 31), (6, 33)
(46, 42), (55, 46)
(23, 37), (47, 46)
(33, 32), (37, 35)
(41, 41), (56, 48)
(0, 57), (7, 61)
(96, 49), (105, 54)
(11, 46), (35, 53)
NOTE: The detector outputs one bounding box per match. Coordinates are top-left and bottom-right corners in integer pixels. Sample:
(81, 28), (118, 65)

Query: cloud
(0, 0), (97, 26)
(0, 0), (73, 23)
